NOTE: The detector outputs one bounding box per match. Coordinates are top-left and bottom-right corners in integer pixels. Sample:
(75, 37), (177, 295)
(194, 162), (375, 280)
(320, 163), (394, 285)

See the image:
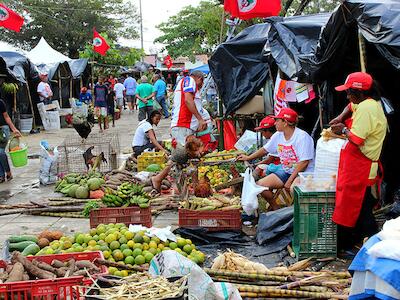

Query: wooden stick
(94, 259), (148, 272)
(0, 206), (85, 216)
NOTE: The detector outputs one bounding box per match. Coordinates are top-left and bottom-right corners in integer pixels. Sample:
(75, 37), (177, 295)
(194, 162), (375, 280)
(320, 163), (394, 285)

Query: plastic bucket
(9, 146), (28, 167)
(20, 117), (33, 133)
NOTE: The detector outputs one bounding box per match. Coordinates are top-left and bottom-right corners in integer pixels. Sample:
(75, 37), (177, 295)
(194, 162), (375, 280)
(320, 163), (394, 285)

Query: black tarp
(0, 51), (38, 84)
(209, 23), (271, 115)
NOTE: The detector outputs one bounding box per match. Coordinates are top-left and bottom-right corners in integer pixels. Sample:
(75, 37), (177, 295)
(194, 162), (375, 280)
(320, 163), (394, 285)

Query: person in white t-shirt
(113, 79), (125, 110)
(239, 108), (315, 210)
(132, 110), (168, 157)
(37, 72), (53, 104)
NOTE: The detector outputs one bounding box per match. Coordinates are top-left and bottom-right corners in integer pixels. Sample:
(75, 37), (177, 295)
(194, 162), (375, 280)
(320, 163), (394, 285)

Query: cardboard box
(235, 95), (264, 114)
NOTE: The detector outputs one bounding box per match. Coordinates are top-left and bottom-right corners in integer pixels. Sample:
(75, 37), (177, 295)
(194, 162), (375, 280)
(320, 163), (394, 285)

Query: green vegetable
(9, 241), (37, 252)
(75, 186), (89, 199)
(146, 164), (161, 172)
(9, 235), (38, 243)
(83, 200), (100, 217)
(21, 244), (40, 256)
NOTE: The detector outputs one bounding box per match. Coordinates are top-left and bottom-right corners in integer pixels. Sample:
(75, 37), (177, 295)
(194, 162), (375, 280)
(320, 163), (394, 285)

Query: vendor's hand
(197, 119), (207, 132)
(331, 123), (345, 135)
(284, 181), (292, 191)
(237, 154), (250, 161)
(142, 99), (148, 104)
(13, 130), (21, 138)
(329, 116), (342, 126)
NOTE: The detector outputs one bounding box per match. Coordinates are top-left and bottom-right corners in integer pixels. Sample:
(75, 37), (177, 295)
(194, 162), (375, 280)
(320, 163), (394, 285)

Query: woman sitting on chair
(238, 108), (315, 210)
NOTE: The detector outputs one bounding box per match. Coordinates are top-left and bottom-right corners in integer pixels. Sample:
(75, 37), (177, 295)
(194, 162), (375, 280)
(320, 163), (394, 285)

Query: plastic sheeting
(68, 58), (89, 79)
(209, 23), (271, 115)
(0, 51), (38, 83)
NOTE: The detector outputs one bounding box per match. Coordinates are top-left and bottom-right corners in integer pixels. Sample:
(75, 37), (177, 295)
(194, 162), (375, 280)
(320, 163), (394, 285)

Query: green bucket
(9, 146), (28, 167)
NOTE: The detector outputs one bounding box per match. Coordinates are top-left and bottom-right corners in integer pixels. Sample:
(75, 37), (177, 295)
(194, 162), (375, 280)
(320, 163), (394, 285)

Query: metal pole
(139, 0), (144, 62)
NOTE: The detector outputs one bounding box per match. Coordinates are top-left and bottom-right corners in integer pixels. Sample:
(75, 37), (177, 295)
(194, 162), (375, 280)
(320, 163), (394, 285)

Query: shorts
(171, 127), (195, 146)
(126, 95), (135, 103)
(116, 97), (124, 107)
(270, 164), (291, 183)
(95, 107), (107, 117)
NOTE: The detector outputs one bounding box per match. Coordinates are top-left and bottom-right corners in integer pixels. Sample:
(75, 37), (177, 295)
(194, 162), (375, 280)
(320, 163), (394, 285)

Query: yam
(76, 260), (99, 271)
(11, 252), (55, 280)
(37, 238), (50, 248)
(5, 262), (24, 282)
(32, 260), (66, 277)
(51, 259), (65, 268)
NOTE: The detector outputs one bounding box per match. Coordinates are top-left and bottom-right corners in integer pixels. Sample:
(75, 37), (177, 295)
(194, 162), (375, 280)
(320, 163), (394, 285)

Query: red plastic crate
(178, 209), (242, 231)
(0, 251), (107, 299)
(29, 251), (108, 285)
(89, 206), (152, 228)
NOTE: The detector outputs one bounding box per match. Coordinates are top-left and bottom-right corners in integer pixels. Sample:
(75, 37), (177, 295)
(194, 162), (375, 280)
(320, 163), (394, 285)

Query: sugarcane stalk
(48, 199), (101, 206)
(48, 197), (100, 202)
(207, 269), (288, 282)
(0, 206), (85, 216)
(39, 212), (87, 218)
(204, 268), (351, 279)
(235, 284), (348, 299)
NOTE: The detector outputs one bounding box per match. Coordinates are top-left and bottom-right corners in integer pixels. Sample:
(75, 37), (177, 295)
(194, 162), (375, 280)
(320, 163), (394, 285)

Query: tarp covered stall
(190, 64), (210, 74)
(68, 58), (90, 98)
(27, 37), (70, 66)
(209, 23), (271, 115)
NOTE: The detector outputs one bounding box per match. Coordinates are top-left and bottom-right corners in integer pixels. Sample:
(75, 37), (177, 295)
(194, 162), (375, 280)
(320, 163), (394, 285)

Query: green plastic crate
(293, 187), (337, 259)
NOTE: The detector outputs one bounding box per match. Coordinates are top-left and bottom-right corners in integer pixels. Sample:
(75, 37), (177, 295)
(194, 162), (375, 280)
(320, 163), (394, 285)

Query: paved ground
(0, 110), (175, 251)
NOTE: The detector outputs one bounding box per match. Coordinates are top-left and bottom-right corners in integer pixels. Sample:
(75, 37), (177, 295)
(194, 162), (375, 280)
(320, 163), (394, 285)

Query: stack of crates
(137, 152), (166, 171)
(293, 187), (337, 259)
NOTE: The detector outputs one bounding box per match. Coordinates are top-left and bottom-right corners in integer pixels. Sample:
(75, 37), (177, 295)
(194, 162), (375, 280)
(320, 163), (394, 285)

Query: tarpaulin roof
(68, 58), (89, 79)
(27, 37), (70, 65)
(0, 51), (38, 83)
(209, 23), (271, 114)
(190, 64), (210, 74)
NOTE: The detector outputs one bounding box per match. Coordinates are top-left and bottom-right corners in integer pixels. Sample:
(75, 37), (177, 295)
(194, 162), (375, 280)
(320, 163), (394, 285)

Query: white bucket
(20, 117), (33, 133)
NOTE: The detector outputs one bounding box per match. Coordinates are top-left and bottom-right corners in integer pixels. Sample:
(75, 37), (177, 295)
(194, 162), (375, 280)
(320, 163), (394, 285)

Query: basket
(9, 146), (28, 167)
(293, 187), (337, 259)
(0, 251), (107, 299)
(90, 207), (152, 228)
(178, 209), (241, 231)
(137, 152), (166, 171)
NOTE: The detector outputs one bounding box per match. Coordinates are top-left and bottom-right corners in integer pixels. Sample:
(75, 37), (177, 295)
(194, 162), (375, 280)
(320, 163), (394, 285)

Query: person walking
(106, 83), (116, 128)
(0, 85), (21, 183)
(37, 72), (53, 105)
(124, 74), (137, 112)
(113, 78), (125, 111)
(170, 70), (207, 145)
(94, 77), (109, 132)
(153, 74), (169, 118)
(135, 76), (155, 122)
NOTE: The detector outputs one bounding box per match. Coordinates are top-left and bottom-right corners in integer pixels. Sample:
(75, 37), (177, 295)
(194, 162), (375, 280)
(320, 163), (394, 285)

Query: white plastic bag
(39, 145), (59, 185)
(234, 130), (258, 154)
(241, 168), (267, 216)
(314, 137), (346, 174)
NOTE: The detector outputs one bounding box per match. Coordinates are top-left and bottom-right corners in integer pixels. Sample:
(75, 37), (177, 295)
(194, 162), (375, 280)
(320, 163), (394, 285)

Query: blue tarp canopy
(191, 64), (210, 74)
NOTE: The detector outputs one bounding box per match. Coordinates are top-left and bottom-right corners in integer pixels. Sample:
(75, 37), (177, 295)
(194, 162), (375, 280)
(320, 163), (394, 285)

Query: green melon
(75, 186), (89, 199)
(87, 178), (102, 191)
(146, 164), (161, 172)
(67, 184), (80, 197)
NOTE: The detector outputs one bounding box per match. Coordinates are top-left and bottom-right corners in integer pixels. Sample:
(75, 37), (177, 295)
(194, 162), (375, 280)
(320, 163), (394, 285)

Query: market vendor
(132, 110), (168, 157)
(330, 72), (387, 250)
(239, 108), (315, 210)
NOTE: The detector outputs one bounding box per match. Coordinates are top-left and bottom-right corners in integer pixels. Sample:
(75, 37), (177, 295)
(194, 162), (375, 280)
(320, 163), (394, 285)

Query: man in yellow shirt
(330, 72), (387, 250)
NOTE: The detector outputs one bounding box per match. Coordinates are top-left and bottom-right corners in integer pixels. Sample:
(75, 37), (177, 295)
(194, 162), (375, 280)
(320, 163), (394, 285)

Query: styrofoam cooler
(314, 137), (346, 174)
(43, 111), (61, 131)
(19, 117), (33, 133)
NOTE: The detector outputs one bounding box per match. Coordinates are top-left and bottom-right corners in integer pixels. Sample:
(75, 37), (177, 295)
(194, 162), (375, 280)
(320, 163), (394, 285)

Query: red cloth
(93, 30), (110, 56)
(333, 141), (381, 227)
(224, 0), (281, 20)
(197, 134), (218, 152)
(0, 3), (24, 32)
(217, 120), (237, 150)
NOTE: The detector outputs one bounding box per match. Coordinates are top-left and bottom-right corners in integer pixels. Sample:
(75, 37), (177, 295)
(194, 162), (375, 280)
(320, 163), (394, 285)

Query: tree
(281, 0), (341, 16)
(155, 0), (223, 59)
(0, 0), (139, 58)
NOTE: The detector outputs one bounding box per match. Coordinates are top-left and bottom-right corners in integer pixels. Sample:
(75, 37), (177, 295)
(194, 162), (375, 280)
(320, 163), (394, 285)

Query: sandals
(0, 177), (4, 183)
(6, 174), (12, 181)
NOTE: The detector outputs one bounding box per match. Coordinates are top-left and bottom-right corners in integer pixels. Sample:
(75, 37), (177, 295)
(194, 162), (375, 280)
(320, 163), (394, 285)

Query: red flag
(93, 29), (110, 56)
(164, 55), (173, 69)
(0, 3), (24, 32)
(224, 0), (281, 20)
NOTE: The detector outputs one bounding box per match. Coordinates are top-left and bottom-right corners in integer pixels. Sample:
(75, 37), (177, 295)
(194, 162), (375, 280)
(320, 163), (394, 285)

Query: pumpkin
(90, 189), (104, 199)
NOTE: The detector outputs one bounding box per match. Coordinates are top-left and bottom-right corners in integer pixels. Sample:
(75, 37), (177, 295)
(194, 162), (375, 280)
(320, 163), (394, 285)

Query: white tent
(27, 37), (70, 65)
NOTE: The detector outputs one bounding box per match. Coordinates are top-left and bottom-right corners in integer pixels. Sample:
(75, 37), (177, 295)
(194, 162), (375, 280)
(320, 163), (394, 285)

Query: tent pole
(70, 78), (73, 100)
(358, 30), (367, 72)
(58, 68), (62, 108)
(80, 77), (83, 90)
(25, 81), (36, 128)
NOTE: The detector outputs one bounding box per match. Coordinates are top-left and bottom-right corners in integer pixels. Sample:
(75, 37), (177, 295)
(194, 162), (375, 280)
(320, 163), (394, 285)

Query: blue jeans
(0, 125), (11, 177)
(156, 96), (169, 118)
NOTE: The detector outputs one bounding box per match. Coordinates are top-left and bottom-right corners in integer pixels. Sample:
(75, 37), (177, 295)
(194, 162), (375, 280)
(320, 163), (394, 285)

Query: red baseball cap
(255, 116), (275, 131)
(335, 72), (373, 91)
(272, 108), (298, 123)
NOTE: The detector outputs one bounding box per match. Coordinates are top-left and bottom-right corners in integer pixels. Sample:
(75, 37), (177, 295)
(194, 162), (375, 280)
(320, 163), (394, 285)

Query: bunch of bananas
(102, 183), (150, 208)
(1, 83), (19, 94)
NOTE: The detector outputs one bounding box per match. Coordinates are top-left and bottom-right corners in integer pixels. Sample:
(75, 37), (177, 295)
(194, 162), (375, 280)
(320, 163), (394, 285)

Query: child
(106, 84), (116, 127)
(79, 87), (92, 105)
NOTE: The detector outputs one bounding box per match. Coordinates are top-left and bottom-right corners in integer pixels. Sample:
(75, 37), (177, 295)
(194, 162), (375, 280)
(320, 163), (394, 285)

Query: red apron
(333, 141), (381, 228)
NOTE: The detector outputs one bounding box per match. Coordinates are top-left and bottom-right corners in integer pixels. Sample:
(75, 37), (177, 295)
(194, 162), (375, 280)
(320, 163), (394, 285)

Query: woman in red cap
(330, 72), (387, 251)
(239, 108), (315, 210)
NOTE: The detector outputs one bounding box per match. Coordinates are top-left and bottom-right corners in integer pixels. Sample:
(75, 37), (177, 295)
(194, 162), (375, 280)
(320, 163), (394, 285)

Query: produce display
(198, 162), (245, 187)
(88, 272), (186, 300)
(1, 252), (102, 283)
(202, 149), (240, 162)
(55, 172), (105, 199)
(180, 194), (241, 211)
(7, 231), (64, 256)
(102, 183), (150, 208)
(103, 170), (138, 190)
(23, 223), (205, 276)
(211, 250), (269, 273)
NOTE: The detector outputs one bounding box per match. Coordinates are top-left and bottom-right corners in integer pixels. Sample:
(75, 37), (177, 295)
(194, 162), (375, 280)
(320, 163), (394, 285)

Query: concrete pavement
(0, 110), (176, 251)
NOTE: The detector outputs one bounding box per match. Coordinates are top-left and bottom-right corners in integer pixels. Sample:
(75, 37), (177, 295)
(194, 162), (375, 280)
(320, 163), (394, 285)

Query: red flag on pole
(0, 3), (24, 32)
(164, 55), (173, 69)
(224, 0), (281, 20)
(93, 29), (110, 56)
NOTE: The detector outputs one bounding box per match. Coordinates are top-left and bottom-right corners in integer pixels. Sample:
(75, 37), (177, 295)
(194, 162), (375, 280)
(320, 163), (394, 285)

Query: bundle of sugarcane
(211, 250), (269, 273)
(180, 195), (241, 211)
